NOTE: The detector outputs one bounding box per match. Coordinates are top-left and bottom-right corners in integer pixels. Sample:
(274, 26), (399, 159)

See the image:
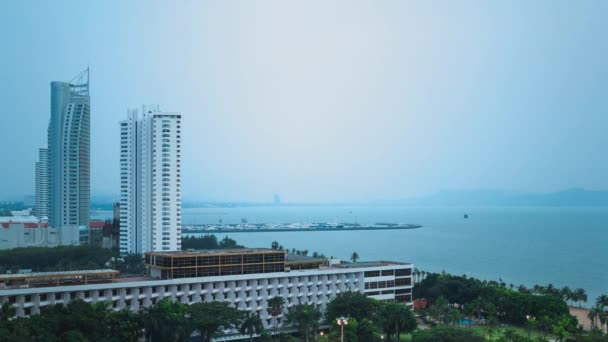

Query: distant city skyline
(2, 1), (607, 203)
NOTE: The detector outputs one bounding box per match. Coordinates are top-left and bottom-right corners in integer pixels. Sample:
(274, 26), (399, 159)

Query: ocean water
(93, 205), (608, 306)
(93, 206), (608, 305)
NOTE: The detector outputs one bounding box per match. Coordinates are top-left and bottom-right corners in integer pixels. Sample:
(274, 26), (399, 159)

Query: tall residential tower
(34, 146), (49, 219)
(120, 106), (182, 255)
(48, 69), (90, 238)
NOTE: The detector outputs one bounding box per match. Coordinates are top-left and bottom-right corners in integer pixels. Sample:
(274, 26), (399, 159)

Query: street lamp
(526, 315), (534, 338)
(336, 317), (349, 342)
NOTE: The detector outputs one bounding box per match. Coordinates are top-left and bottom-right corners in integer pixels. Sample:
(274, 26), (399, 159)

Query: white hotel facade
(0, 249), (413, 339)
(119, 106), (182, 255)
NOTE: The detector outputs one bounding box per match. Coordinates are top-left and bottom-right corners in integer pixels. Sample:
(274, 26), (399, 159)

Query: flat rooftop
(0, 269), (119, 281)
(147, 248), (282, 257)
(328, 261), (412, 269)
(286, 254), (325, 263)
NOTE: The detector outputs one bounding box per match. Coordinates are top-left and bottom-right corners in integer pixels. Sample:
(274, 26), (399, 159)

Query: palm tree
(240, 311), (264, 342)
(560, 286), (573, 304)
(588, 305), (602, 330)
(573, 288), (587, 307)
(381, 302), (417, 341)
(267, 296), (285, 337)
(596, 295), (608, 332)
(350, 252), (359, 263)
(597, 294), (608, 307)
(599, 310), (608, 333)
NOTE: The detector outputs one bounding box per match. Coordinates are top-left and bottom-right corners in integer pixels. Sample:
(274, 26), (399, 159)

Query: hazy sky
(1, 1), (607, 202)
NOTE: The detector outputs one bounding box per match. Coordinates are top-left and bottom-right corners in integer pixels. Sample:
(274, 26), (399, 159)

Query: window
(381, 270), (394, 276)
(395, 268), (411, 277)
(364, 271), (380, 277)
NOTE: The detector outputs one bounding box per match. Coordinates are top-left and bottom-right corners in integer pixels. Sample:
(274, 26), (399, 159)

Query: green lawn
(469, 325), (547, 341)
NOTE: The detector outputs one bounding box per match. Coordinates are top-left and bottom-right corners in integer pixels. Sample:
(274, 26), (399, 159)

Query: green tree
(219, 236), (243, 249)
(595, 295), (608, 332)
(410, 326), (485, 342)
(271, 241), (280, 250)
(325, 291), (380, 323)
(188, 301), (242, 342)
(285, 304), (322, 342)
(121, 253), (145, 274)
(0, 302), (16, 322)
(498, 328), (540, 342)
(181, 234), (219, 249)
(355, 318), (377, 342)
(142, 298), (190, 342)
(588, 305), (603, 330)
(573, 288), (588, 307)
(380, 301), (417, 341)
(267, 296), (286, 336)
(240, 311), (264, 342)
(560, 286), (573, 304)
(0, 245), (115, 272)
(487, 316), (499, 340)
(551, 315), (577, 342)
(104, 308), (144, 342)
(350, 252), (359, 263)
(428, 296), (449, 324)
(446, 307), (463, 326)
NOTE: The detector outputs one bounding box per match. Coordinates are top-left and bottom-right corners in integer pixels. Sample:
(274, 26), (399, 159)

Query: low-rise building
(0, 216), (79, 250)
(0, 248), (413, 337)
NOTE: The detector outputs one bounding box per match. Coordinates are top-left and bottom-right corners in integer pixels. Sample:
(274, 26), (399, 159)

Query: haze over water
(173, 205), (608, 307)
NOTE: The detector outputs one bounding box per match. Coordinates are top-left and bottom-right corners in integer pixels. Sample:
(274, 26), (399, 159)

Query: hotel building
(119, 106), (182, 255)
(0, 249), (413, 339)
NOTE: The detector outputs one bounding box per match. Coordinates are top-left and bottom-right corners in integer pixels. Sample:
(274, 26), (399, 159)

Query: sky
(1, 0), (607, 203)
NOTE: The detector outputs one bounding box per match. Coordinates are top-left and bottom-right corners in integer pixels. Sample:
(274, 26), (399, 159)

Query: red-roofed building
(89, 221), (105, 229)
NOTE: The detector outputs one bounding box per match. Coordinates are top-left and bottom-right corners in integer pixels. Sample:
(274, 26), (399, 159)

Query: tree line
(0, 245), (115, 273)
(414, 271), (608, 341)
(0, 291), (417, 342)
(182, 235), (244, 250)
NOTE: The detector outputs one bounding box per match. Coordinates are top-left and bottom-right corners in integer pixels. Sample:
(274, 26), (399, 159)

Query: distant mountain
(386, 188), (608, 207)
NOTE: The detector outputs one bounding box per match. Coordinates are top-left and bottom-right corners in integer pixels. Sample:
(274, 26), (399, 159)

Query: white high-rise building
(34, 146), (49, 219)
(120, 106), (182, 255)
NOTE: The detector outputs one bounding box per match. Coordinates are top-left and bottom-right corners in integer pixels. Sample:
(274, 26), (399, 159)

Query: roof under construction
(0, 269), (119, 288)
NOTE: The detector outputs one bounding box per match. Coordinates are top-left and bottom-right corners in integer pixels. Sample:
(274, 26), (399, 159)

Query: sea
(92, 205), (608, 306)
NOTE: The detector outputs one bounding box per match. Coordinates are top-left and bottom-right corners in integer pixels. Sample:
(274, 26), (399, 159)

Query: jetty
(182, 222), (422, 234)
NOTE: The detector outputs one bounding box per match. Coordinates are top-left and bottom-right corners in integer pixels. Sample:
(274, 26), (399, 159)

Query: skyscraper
(120, 106), (182, 255)
(48, 68), (90, 238)
(34, 146), (49, 219)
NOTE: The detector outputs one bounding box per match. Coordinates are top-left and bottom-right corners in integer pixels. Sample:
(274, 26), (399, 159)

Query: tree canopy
(411, 326), (486, 342)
